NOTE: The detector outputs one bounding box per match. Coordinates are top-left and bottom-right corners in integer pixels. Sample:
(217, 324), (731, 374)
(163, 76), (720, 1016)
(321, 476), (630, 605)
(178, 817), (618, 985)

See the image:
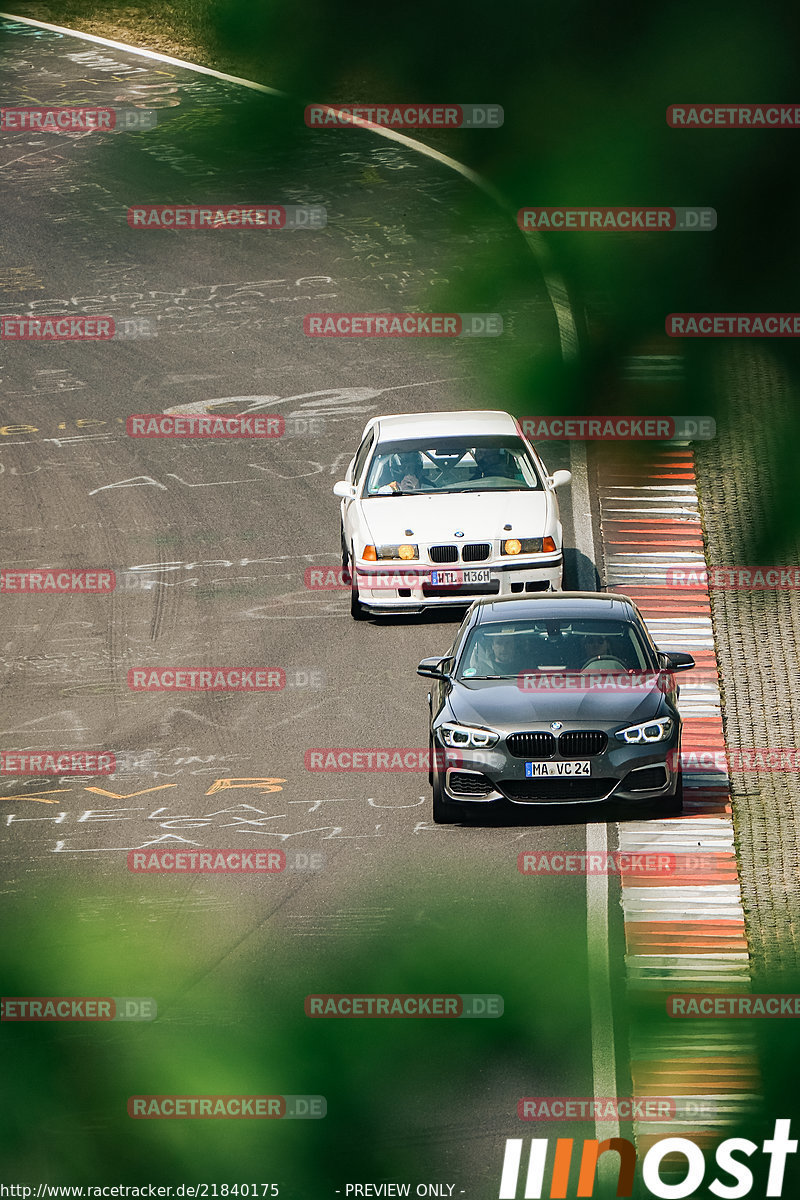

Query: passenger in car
(466, 628), (524, 677)
(472, 447), (522, 481)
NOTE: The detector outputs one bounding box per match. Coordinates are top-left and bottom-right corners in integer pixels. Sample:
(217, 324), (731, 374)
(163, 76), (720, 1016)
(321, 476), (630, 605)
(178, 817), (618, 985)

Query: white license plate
(525, 760), (591, 777)
(430, 568), (491, 586)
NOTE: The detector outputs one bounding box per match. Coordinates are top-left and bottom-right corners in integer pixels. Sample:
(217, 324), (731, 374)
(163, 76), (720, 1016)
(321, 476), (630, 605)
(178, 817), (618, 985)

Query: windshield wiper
(461, 674), (516, 680)
(368, 489), (427, 497)
(437, 486), (532, 493)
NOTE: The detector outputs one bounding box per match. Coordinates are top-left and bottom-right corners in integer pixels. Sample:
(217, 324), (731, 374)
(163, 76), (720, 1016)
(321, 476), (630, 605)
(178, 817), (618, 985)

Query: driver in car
(375, 451), (425, 494)
(581, 633), (630, 670)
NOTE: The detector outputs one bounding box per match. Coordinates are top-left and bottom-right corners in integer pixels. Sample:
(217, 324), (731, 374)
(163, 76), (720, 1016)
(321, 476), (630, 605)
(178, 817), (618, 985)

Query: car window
(364, 436), (541, 496)
(457, 619), (653, 678)
(351, 431), (375, 486)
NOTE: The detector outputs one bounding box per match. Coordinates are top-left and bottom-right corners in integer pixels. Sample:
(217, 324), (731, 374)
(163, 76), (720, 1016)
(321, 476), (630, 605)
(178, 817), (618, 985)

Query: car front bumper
(354, 554), (564, 612)
(433, 733), (681, 805)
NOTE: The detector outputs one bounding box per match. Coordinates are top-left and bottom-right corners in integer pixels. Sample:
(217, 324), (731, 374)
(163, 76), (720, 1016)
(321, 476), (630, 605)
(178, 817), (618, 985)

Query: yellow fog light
(504, 539), (522, 555)
(398, 544), (416, 560)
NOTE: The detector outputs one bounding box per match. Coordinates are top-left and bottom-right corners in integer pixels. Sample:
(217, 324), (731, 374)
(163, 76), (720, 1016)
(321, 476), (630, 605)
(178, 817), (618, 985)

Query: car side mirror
(661, 651), (695, 671)
(417, 657), (449, 680)
(549, 470), (572, 489)
(333, 480), (356, 499)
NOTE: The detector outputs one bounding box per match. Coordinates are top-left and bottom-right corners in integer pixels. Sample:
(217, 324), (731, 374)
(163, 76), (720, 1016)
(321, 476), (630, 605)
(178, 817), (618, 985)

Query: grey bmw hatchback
(417, 592), (695, 824)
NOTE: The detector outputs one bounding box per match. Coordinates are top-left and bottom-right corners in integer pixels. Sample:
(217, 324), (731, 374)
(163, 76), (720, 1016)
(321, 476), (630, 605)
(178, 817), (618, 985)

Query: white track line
(0, 9), (581, 362)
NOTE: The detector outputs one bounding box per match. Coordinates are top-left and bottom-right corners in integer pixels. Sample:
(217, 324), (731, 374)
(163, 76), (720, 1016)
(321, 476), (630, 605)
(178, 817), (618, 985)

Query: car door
(342, 429), (376, 551)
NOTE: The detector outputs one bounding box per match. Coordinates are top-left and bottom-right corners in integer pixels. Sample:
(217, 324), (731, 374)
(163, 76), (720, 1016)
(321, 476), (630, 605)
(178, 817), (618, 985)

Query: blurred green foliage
(2, 876), (594, 1193)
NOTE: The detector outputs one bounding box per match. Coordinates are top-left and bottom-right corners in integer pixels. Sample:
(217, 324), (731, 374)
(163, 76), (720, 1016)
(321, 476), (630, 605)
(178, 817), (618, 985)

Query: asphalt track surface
(0, 18), (630, 1195)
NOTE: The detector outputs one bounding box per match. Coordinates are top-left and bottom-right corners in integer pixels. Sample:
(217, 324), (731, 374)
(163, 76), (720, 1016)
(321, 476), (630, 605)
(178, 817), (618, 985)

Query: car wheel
(349, 548), (368, 621)
(656, 770), (683, 816)
(432, 762), (464, 824)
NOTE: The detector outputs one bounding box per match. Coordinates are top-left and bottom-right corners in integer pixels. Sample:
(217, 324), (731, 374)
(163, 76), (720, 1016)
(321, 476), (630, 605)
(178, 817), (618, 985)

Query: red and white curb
(596, 443), (758, 1150)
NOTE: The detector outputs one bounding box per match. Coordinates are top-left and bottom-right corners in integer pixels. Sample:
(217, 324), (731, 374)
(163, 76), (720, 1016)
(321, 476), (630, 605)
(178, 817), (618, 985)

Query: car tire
(432, 763), (464, 824)
(349, 547), (368, 621)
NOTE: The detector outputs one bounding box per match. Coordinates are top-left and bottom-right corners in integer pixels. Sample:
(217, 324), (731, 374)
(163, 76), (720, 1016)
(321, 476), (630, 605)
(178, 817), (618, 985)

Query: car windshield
(363, 436), (542, 496)
(457, 619), (653, 679)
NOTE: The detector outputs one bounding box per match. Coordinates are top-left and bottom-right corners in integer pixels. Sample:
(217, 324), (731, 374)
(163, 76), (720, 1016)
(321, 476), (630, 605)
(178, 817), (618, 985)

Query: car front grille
(499, 779), (616, 802)
(557, 731), (608, 757)
(462, 543), (491, 563)
(506, 731), (556, 759)
(506, 731), (607, 758)
(429, 543), (492, 563)
(447, 771), (495, 797)
(430, 545), (459, 564)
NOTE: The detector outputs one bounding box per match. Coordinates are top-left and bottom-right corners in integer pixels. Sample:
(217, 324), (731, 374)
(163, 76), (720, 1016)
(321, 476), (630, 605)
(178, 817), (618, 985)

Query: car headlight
(374, 543), (419, 560)
(439, 722), (499, 749)
(616, 716), (674, 744)
(500, 536), (557, 555)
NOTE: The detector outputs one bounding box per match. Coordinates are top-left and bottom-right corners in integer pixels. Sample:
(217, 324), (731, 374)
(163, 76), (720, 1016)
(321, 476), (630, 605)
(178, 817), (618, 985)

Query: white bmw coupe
(333, 410), (571, 619)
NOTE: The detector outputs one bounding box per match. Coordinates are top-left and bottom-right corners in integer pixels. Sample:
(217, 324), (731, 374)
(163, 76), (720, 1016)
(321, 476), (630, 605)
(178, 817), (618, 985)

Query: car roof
(472, 592), (640, 624)
(367, 410), (520, 442)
